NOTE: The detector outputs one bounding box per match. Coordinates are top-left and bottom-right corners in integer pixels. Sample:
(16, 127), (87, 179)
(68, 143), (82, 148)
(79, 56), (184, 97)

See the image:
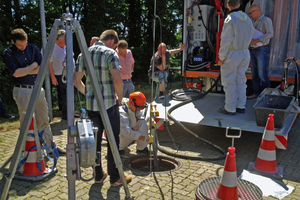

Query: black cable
(157, 75), (226, 160)
(152, 171), (165, 200)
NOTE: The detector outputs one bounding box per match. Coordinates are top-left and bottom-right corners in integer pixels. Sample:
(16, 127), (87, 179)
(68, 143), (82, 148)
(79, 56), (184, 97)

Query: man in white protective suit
(218, 0), (254, 115)
(119, 91), (150, 154)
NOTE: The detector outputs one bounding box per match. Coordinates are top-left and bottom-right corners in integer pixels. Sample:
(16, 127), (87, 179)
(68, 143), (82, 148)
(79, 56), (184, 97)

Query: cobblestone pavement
(1, 115), (300, 200)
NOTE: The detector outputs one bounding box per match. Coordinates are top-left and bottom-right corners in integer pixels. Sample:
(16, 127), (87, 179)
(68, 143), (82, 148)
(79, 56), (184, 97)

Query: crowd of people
(1, 0), (298, 188)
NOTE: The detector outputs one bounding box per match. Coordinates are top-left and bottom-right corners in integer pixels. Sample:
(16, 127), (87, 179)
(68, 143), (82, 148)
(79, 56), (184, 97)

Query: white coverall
(119, 99), (148, 151)
(219, 11), (254, 113)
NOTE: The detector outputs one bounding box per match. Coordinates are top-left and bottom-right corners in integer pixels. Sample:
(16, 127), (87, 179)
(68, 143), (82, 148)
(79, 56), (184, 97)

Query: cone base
(248, 162), (283, 180)
(23, 159), (47, 176)
(14, 168), (58, 182)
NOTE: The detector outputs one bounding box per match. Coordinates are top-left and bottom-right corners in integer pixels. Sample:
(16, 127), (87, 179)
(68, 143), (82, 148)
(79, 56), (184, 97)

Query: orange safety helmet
(129, 91), (147, 108)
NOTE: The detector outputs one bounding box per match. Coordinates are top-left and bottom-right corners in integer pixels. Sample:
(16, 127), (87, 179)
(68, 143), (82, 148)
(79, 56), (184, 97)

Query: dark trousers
(88, 104), (120, 183)
(0, 98), (8, 117)
(55, 75), (67, 118)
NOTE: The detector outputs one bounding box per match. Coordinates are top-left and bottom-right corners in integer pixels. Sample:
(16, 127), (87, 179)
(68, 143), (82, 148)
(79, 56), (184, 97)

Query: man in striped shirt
(247, 5), (274, 99)
(75, 30), (131, 186)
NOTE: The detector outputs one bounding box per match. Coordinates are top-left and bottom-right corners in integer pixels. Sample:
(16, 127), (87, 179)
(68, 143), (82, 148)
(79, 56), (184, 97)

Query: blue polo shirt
(3, 43), (42, 85)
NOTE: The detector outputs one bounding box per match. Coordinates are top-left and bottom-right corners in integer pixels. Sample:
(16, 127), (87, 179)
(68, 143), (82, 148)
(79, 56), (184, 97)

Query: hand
(180, 43), (186, 51)
(218, 59), (224, 66)
(285, 57), (294, 62)
(51, 77), (59, 86)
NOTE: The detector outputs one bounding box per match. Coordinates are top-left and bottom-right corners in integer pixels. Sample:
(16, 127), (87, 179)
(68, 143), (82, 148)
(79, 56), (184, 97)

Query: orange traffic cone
(253, 114), (278, 173)
(22, 118), (47, 176)
(248, 114), (283, 179)
(216, 146), (238, 200)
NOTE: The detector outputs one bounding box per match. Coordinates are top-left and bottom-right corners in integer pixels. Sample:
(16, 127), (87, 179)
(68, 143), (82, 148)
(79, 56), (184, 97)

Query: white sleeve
(219, 21), (234, 61)
(119, 111), (141, 140)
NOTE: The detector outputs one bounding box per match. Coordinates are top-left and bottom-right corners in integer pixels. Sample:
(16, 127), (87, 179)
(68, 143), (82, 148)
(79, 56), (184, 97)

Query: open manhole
(124, 155), (182, 173)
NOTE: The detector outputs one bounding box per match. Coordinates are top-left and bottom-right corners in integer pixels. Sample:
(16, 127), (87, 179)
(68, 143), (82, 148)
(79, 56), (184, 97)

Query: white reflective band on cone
(257, 148), (276, 161)
(26, 151), (38, 163)
(220, 171), (237, 187)
(263, 130), (275, 141)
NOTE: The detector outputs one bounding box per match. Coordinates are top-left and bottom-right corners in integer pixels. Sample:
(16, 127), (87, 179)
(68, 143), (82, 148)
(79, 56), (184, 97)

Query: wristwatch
(293, 57), (298, 62)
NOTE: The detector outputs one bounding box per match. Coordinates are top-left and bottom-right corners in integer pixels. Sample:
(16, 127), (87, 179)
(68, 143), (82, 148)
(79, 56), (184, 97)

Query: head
(128, 91), (147, 112)
(117, 40), (128, 56)
(227, 0), (240, 11)
(11, 28), (28, 51)
(90, 36), (99, 46)
(157, 43), (167, 57)
(248, 5), (261, 19)
(99, 29), (119, 49)
(56, 29), (66, 47)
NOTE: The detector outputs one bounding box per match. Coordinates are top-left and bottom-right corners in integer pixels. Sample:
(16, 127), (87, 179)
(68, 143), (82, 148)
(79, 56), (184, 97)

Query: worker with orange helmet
(119, 91), (150, 154)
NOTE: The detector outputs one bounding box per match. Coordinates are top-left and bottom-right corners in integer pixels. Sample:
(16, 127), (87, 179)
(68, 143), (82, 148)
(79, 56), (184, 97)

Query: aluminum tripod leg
(0, 20), (61, 200)
(74, 21), (133, 200)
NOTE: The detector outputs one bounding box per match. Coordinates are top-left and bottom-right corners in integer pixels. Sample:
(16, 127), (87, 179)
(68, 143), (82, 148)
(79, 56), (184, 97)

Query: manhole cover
(124, 155), (182, 173)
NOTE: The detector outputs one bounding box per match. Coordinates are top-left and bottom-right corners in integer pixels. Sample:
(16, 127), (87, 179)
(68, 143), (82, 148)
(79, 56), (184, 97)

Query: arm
(169, 43), (186, 55)
(49, 62), (58, 86)
(110, 68), (123, 105)
(218, 20), (234, 62)
(120, 111), (142, 140)
(254, 17), (274, 45)
(74, 71), (85, 95)
(13, 62), (40, 78)
(285, 57), (300, 66)
(130, 51), (135, 71)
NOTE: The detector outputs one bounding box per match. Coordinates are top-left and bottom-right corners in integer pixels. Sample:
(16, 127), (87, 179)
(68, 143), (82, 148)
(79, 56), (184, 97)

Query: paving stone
(1, 117), (300, 199)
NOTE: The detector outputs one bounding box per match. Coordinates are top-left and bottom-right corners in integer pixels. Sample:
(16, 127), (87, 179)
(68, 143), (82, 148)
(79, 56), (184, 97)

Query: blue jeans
(88, 104), (120, 184)
(250, 45), (270, 95)
(154, 70), (168, 84)
(122, 79), (135, 98)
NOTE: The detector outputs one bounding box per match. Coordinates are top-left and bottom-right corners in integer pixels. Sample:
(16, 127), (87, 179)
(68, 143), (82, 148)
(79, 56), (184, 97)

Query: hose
(156, 75), (226, 160)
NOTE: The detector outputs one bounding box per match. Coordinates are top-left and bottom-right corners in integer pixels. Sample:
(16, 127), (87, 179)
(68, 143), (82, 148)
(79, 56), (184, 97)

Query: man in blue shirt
(3, 28), (53, 148)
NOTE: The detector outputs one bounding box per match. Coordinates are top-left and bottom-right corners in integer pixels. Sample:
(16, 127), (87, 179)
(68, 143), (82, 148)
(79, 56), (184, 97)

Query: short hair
(118, 40), (128, 49)
(57, 29), (66, 40)
(99, 29), (119, 44)
(11, 28), (28, 42)
(91, 36), (99, 41)
(227, 0), (240, 8)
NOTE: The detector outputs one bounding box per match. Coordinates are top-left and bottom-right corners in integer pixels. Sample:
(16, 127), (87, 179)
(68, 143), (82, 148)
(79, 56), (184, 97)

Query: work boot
(247, 94), (258, 99)
(159, 91), (164, 99)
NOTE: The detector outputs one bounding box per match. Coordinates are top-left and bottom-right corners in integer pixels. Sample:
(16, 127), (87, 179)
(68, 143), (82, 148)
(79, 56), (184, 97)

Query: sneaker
(57, 147), (66, 155)
(247, 94), (258, 99)
(119, 150), (125, 155)
(218, 107), (235, 115)
(136, 147), (149, 154)
(111, 176), (132, 187)
(95, 171), (107, 184)
(159, 91), (164, 99)
(236, 108), (245, 113)
(1, 115), (15, 119)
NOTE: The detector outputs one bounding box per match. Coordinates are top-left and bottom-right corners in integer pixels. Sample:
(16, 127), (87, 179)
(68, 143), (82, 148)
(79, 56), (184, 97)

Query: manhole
(124, 155), (182, 173)
(195, 176), (263, 200)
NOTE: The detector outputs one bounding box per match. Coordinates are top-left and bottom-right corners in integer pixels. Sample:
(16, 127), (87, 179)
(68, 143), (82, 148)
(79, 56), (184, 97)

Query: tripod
(1, 10), (133, 200)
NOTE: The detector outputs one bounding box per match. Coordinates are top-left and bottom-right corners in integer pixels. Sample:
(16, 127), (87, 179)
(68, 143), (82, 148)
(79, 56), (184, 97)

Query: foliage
(0, 0), (183, 113)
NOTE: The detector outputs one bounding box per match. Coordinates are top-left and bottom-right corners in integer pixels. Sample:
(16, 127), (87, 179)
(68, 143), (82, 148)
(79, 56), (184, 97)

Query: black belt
(122, 79), (131, 81)
(15, 85), (34, 89)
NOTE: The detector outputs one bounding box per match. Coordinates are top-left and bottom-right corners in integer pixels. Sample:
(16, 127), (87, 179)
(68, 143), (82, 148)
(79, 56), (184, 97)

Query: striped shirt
(252, 15), (274, 47)
(75, 41), (120, 111)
